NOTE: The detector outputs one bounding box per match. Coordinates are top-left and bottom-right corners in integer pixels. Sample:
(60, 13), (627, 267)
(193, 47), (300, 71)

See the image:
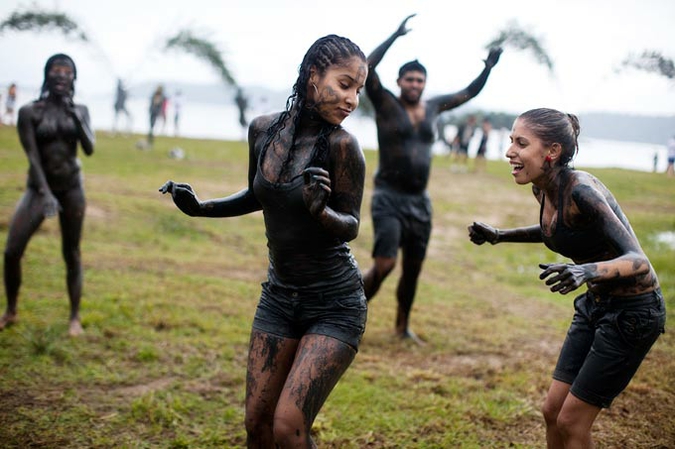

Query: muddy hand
(539, 263), (589, 295)
(303, 167), (331, 217)
(468, 221), (499, 245)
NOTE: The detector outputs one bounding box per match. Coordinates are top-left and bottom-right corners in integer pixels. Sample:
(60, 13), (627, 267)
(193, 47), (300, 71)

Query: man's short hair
(398, 60), (427, 79)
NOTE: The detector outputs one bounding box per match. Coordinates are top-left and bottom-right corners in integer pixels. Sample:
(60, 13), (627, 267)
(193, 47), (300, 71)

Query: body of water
(5, 91), (671, 174)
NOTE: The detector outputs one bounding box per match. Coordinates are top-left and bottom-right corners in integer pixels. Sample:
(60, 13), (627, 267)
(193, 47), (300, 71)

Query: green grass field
(0, 126), (673, 448)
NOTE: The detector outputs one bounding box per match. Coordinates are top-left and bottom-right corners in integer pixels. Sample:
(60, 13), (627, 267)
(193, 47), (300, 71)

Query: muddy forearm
(496, 225), (543, 243)
(74, 106), (95, 155)
(200, 188), (261, 217)
(315, 207), (360, 242)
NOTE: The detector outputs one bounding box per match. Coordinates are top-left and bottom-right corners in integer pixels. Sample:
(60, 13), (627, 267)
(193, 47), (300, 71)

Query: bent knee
(244, 412), (272, 441)
(376, 257), (397, 276)
(541, 400), (561, 426)
(273, 414), (308, 446)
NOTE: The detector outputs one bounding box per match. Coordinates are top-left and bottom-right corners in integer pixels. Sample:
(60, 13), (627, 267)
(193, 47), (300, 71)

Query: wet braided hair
(262, 34), (366, 184)
(519, 108), (581, 167)
(39, 53), (77, 100)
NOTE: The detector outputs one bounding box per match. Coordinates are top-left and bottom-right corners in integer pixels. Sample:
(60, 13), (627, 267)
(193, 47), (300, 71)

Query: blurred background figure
(147, 84), (165, 145)
(112, 78), (132, 135)
(666, 134), (675, 177)
(3, 83), (17, 125)
(473, 117), (492, 173)
(436, 114), (455, 155)
(159, 92), (169, 134)
(173, 89), (182, 137)
(234, 86), (248, 140)
(452, 114), (476, 171)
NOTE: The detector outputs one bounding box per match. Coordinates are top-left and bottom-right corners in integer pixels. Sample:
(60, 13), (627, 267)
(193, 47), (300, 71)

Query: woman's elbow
(342, 220), (360, 242)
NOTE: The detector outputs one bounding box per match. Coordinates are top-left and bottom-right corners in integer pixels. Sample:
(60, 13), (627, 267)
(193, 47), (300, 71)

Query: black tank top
(252, 147), (362, 293)
(540, 173), (608, 262)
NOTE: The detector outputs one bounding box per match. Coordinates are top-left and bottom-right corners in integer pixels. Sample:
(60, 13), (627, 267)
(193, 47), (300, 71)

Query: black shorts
(553, 289), (666, 408)
(370, 186), (432, 260)
(252, 281), (368, 351)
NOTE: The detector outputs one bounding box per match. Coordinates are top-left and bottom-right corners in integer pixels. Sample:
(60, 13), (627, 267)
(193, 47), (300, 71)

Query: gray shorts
(252, 282), (368, 351)
(371, 186), (432, 260)
(553, 289), (666, 408)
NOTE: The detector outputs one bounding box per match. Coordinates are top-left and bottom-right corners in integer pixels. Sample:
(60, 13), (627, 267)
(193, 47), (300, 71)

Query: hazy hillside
(579, 113), (675, 145)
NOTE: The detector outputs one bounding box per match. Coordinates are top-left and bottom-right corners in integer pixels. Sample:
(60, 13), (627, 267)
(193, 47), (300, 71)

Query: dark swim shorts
(370, 186), (432, 260)
(553, 289), (666, 408)
(252, 282), (368, 351)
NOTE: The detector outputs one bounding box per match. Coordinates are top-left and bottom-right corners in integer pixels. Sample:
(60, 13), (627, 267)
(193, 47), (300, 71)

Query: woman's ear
(548, 142), (563, 162)
(308, 66), (318, 86)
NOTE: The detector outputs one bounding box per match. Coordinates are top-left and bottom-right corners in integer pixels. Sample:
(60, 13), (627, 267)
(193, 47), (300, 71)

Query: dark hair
(518, 108), (580, 166)
(263, 35), (366, 184)
(398, 60), (427, 79)
(40, 53), (77, 100)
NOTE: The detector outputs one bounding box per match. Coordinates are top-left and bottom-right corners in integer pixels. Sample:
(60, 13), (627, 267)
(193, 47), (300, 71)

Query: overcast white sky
(1, 0), (674, 116)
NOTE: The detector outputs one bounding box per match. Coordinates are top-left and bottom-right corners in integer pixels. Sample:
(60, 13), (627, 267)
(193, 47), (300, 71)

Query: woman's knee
(272, 411), (307, 447)
(541, 397), (561, 426)
(244, 408), (273, 440)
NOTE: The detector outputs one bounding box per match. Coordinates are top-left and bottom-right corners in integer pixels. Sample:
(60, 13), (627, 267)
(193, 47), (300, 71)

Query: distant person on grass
(3, 82), (18, 126)
(666, 134), (675, 177)
(473, 117), (492, 173)
(362, 13), (502, 343)
(147, 84), (165, 145)
(452, 114), (476, 171)
(160, 35), (368, 448)
(468, 108), (665, 448)
(2, 54), (95, 336)
(112, 78), (132, 135)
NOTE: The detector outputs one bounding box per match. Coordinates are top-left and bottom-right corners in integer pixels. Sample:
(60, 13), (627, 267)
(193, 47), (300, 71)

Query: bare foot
(0, 313), (18, 330)
(397, 329), (426, 346)
(68, 319), (84, 337)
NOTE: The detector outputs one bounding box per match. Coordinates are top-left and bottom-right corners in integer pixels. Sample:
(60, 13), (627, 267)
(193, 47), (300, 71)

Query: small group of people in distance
(1, 13), (666, 449)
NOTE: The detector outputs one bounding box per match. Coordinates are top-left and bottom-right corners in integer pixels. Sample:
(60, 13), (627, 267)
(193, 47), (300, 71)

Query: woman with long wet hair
(160, 35), (368, 448)
(2, 53), (95, 336)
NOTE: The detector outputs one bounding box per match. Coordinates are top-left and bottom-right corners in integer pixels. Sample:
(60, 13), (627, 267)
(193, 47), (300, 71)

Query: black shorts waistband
(587, 288), (662, 308)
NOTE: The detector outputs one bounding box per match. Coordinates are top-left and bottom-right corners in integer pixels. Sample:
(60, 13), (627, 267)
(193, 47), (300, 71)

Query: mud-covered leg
(245, 329), (298, 448)
(273, 334), (356, 448)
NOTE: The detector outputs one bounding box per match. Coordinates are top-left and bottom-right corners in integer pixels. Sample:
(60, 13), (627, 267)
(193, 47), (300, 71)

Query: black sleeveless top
(252, 146), (362, 293)
(540, 173), (608, 262)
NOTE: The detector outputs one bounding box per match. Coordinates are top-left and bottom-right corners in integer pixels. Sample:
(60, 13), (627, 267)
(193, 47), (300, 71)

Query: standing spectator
(473, 117), (492, 173)
(112, 78), (132, 135)
(148, 84), (165, 145)
(3, 83), (17, 125)
(235, 87), (249, 141)
(173, 89), (183, 137)
(666, 134), (675, 177)
(452, 114), (477, 171)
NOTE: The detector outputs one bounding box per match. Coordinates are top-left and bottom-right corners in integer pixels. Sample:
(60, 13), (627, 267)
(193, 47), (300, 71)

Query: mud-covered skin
(468, 112), (659, 298)
(160, 39), (368, 448)
(469, 169), (658, 297)
(365, 15), (501, 194)
(2, 56), (94, 336)
(159, 111), (365, 243)
(363, 15), (501, 341)
(244, 330), (355, 448)
(468, 108), (662, 449)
